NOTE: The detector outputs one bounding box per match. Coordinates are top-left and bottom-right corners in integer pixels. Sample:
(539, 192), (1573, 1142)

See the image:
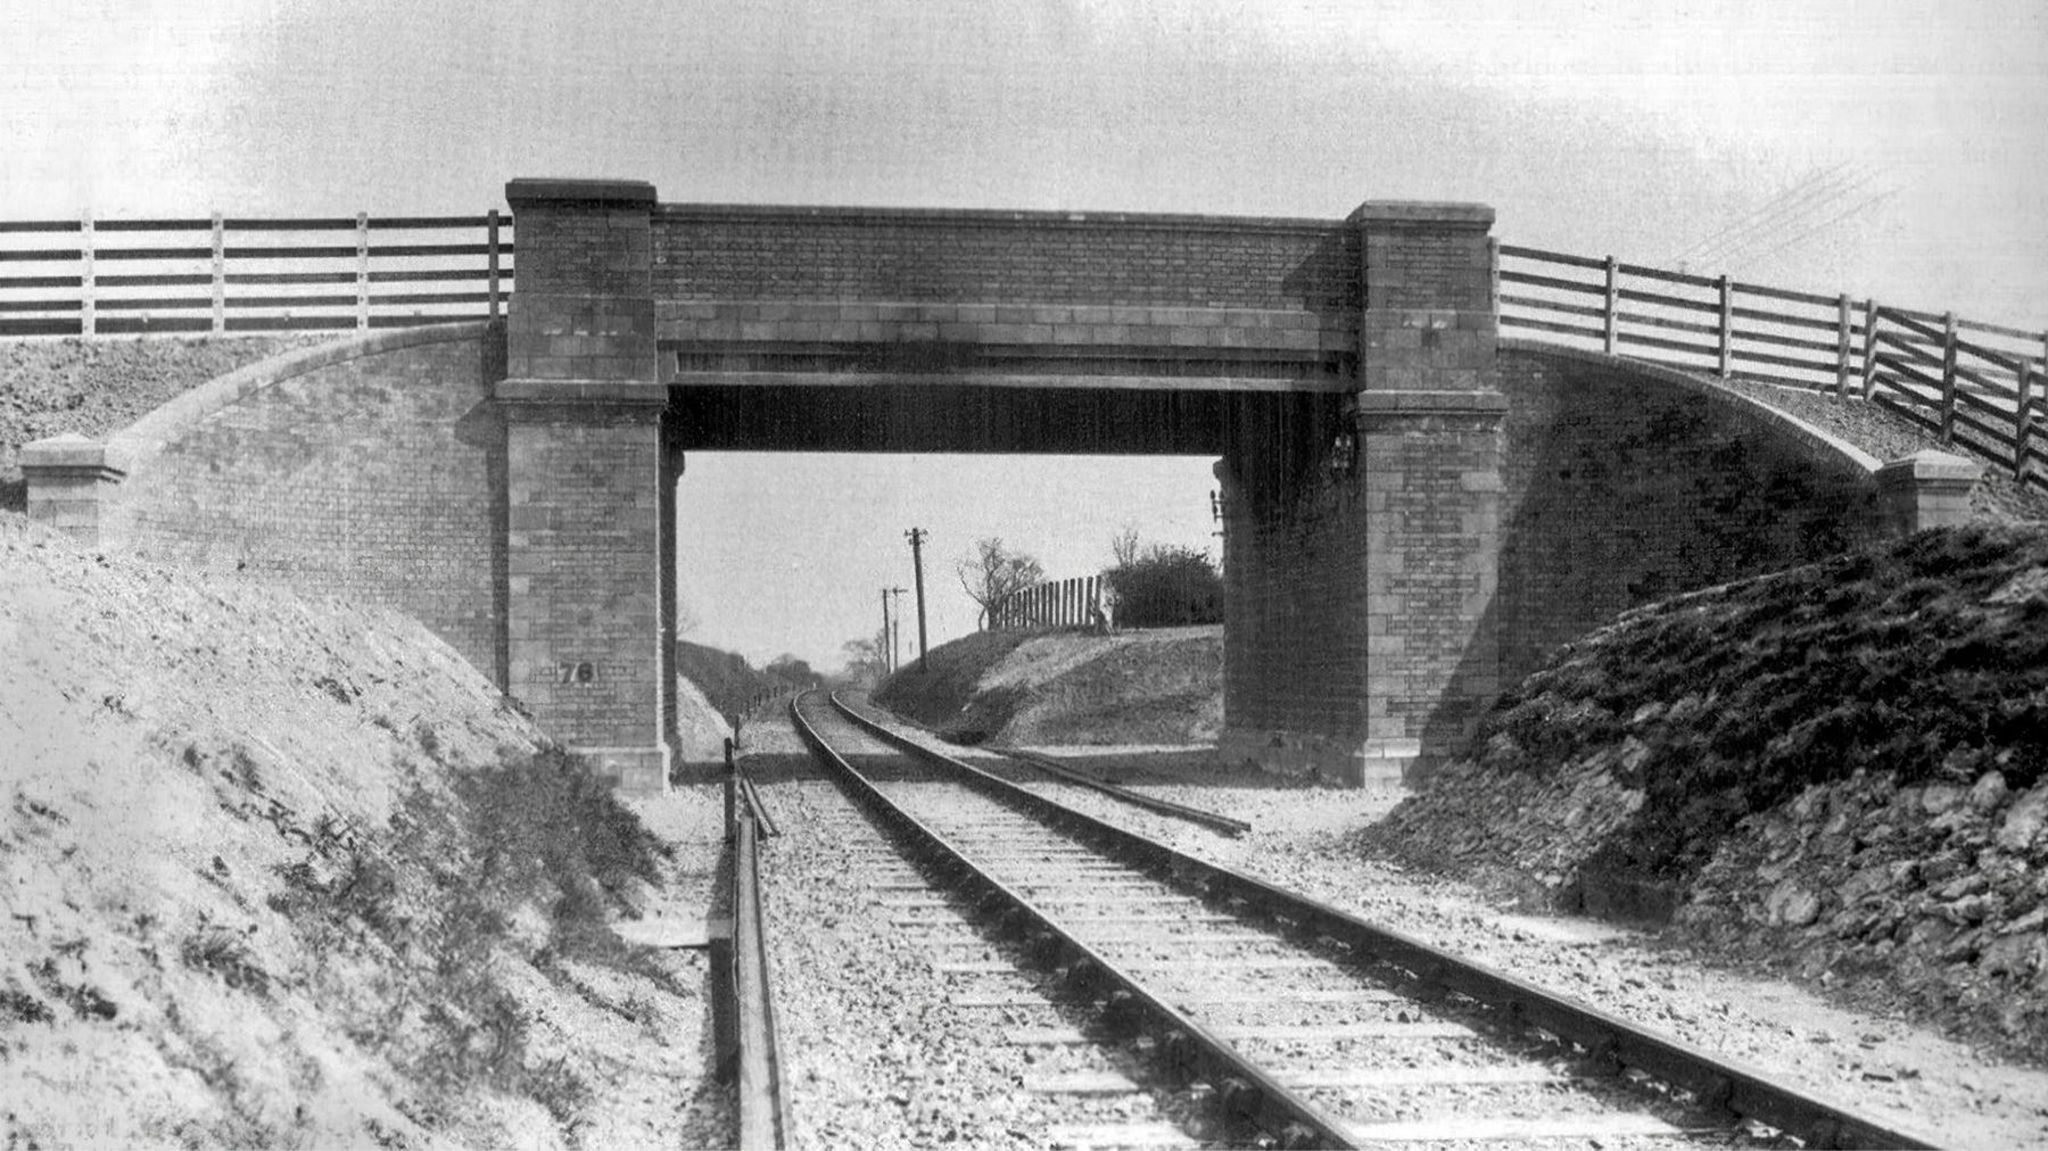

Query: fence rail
(0, 212), (513, 337)
(1498, 245), (2048, 491)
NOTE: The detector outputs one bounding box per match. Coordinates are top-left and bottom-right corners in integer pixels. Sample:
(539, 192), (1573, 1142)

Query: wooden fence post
(1940, 311), (1957, 445)
(80, 212), (95, 338)
(2015, 358), (2035, 483)
(487, 208), (503, 320)
(210, 213), (226, 334)
(1716, 274), (1732, 378)
(1860, 299), (1879, 399)
(1603, 255), (1618, 355)
(355, 212), (371, 331)
(1834, 294), (1852, 397)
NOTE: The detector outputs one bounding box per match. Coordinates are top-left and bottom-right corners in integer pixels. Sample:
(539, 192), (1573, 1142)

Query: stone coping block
(1875, 448), (1982, 489)
(20, 432), (122, 476)
(1351, 201), (1496, 230)
(506, 178), (658, 207)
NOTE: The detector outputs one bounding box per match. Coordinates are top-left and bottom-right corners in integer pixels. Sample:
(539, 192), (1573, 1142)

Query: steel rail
(738, 773), (780, 838)
(728, 772), (790, 1148)
(845, 693), (1250, 835)
(791, 692), (1355, 1149)
(987, 743), (1253, 836)
(827, 692), (1941, 1151)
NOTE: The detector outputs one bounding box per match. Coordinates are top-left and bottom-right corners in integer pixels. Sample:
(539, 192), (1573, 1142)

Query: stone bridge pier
(497, 179), (675, 791)
(1216, 204), (1503, 786)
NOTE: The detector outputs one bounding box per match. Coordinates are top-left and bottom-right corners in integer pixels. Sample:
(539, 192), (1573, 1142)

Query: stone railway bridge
(24, 178), (1979, 791)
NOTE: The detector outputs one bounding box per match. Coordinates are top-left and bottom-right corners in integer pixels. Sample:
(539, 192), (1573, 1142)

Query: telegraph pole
(904, 528), (929, 669)
(888, 586), (907, 672)
(879, 587), (893, 674)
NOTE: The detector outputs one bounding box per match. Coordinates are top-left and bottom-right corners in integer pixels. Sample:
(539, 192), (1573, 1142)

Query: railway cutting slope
(0, 512), (728, 1148)
(1364, 522), (2048, 1061)
(875, 624), (1222, 747)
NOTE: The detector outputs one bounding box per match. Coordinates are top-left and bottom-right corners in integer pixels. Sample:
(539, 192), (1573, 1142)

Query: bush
(1104, 545), (1223, 628)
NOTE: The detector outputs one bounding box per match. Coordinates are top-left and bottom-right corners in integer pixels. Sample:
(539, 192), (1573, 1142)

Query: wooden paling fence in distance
(996, 575), (1103, 631)
(0, 212), (513, 337)
(1498, 244), (2048, 490)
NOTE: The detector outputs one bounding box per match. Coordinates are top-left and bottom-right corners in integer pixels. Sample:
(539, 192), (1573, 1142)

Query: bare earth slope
(1363, 523), (2048, 1061)
(0, 513), (727, 1148)
(873, 625), (1222, 747)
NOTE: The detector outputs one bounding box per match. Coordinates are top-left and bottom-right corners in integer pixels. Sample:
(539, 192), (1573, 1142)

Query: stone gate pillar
(498, 178), (672, 792)
(1354, 202), (1505, 781)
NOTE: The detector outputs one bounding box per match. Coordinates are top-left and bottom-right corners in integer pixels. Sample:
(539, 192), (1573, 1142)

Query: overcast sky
(6, 1), (2044, 668)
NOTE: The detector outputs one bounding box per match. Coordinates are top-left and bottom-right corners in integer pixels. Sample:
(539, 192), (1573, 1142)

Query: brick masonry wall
(654, 207), (1357, 311)
(659, 299), (1351, 363)
(1496, 345), (1889, 683)
(505, 197), (655, 385)
(1356, 208), (1495, 394)
(504, 405), (665, 754)
(104, 333), (506, 680)
(1361, 411), (1503, 751)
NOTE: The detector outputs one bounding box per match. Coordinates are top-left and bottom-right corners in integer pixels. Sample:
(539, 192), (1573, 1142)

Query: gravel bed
(824, 716), (2048, 1148)
(763, 707), (1772, 1145)
(740, 723), (1071, 1150)
(744, 714), (1287, 1148)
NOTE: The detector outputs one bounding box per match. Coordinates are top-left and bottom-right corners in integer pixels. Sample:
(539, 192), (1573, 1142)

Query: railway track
(762, 688), (1937, 1150)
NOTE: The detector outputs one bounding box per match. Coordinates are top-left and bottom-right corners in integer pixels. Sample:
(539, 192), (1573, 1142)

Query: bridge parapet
(650, 203), (1359, 392)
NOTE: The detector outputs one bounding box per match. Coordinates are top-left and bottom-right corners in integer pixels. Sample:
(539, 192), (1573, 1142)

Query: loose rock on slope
(1363, 523), (2048, 1061)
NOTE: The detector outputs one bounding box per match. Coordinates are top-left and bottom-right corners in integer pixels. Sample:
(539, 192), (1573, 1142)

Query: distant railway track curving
(767, 688), (1936, 1150)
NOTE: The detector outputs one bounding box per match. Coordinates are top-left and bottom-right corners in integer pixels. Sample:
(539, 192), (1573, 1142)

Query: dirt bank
(0, 512), (728, 1147)
(873, 625), (1222, 747)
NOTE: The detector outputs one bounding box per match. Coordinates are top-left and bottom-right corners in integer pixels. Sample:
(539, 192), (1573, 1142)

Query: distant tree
(1109, 523), (1142, 569)
(956, 537), (1044, 630)
(839, 633), (890, 688)
(1103, 543), (1223, 628)
(765, 653), (819, 689)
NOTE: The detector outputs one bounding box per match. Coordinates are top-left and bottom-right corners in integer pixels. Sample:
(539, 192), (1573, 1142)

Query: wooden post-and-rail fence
(995, 575), (1103, 632)
(4, 209), (2041, 492)
(0, 212), (513, 337)
(1498, 244), (2048, 491)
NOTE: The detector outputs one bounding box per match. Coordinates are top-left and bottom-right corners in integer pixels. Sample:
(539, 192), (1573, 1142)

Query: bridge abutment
(1218, 202), (1502, 787)
(498, 179), (673, 791)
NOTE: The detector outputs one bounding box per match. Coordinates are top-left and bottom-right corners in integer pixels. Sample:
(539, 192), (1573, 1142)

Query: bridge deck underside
(666, 380), (1342, 457)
